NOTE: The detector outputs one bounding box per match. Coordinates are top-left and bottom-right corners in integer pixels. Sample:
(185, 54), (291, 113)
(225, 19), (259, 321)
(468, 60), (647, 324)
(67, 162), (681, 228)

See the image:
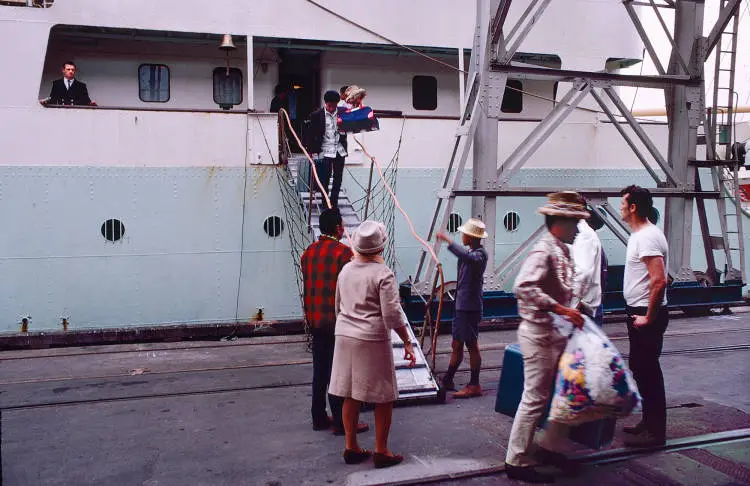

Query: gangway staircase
(285, 154), (440, 402)
(698, 0), (746, 285)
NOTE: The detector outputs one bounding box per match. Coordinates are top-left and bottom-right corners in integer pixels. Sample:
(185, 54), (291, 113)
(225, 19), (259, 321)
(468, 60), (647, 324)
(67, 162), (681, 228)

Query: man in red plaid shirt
(302, 208), (368, 435)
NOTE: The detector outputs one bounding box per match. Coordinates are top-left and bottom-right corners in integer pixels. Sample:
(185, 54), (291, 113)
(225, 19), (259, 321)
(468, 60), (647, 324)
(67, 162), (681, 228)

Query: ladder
(709, 0), (745, 283)
(288, 155), (440, 402)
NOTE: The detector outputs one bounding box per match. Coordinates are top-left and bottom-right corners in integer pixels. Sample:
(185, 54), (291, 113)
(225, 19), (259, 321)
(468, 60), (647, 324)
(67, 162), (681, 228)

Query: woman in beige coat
(329, 220), (416, 468)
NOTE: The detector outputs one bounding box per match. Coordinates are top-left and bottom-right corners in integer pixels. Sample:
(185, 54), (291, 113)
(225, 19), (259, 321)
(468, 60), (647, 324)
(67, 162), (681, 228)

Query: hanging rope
(275, 109), (447, 370)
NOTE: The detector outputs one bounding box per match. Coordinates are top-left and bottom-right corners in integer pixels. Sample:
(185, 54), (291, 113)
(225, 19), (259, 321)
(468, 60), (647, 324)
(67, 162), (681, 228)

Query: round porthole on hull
(503, 211), (520, 232)
(101, 219), (125, 242)
(264, 216), (284, 238)
(447, 213), (462, 233)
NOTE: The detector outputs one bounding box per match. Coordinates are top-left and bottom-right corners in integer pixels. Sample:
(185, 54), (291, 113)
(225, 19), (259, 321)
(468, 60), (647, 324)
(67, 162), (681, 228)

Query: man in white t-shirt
(620, 185), (669, 448)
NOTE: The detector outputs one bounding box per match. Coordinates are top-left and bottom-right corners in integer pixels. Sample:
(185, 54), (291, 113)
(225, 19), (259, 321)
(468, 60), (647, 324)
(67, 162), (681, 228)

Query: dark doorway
(277, 49), (320, 152)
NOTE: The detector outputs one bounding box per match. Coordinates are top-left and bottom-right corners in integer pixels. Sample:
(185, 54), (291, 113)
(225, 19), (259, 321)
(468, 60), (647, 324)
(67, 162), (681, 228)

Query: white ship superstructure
(0, 0), (741, 332)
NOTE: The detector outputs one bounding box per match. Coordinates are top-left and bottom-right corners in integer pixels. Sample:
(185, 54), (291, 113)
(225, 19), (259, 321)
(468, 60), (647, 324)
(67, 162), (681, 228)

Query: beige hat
(458, 218), (489, 239)
(353, 220), (388, 255)
(346, 85), (366, 104)
(537, 191), (590, 219)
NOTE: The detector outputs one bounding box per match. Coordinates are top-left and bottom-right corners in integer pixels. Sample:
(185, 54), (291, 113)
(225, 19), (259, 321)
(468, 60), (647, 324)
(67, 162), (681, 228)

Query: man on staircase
(303, 90), (348, 208)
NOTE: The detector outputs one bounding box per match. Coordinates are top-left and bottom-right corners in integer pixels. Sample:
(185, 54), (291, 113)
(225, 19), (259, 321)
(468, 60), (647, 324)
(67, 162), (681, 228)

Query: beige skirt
(328, 335), (398, 403)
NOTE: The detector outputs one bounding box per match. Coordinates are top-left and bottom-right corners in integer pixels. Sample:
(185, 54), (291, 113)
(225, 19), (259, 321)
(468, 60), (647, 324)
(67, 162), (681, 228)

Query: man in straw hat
(505, 191), (587, 483)
(436, 218), (489, 399)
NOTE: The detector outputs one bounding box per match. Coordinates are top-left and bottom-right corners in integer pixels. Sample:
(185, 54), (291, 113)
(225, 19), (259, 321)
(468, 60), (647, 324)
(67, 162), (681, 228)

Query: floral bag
(548, 316), (641, 425)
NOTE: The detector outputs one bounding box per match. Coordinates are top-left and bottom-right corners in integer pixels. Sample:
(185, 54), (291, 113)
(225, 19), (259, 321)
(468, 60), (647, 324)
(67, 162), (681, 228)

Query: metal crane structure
(409, 0), (746, 317)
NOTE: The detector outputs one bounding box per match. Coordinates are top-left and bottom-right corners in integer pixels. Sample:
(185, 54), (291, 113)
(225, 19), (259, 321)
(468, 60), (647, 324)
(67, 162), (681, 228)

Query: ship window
(412, 76), (437, 111)
(138, 64), (170, 103)
(447, 213), (462, 233)
(1, 0), (54, 7)
(263, 216), (284, 238)
(213, 67), (243, 109)
(502, 80), (523, 113)
(101, 219), (125, 242)
(503, 211), (520, 232)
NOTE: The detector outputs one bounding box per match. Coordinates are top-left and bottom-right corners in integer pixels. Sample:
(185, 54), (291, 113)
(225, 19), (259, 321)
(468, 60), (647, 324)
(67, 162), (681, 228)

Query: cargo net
(274, 113), (404, 341)
(275, 128), (313, 337)
(346, 127), (404, 273)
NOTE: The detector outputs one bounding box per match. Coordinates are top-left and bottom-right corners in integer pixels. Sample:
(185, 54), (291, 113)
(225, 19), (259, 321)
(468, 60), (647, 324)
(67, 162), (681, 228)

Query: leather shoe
(453, 384), (482, 398)
(332, 422), (370, 436)
(343, 448), (372, 465)
(535, 448), (580, 475)
(623, 421), (646, 435)
(505, 463), (555, 483)
(373, 452), (404, 469)
(312, 415), (332, 431)
(624, 431), (666, 448)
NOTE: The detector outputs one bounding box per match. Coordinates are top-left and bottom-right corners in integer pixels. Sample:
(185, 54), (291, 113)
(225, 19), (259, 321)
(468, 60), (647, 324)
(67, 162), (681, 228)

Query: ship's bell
(219, 34), (236, 51)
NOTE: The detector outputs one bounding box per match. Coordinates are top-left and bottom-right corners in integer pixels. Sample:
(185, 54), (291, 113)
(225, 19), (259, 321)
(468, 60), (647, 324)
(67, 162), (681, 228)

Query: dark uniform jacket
(47, 79), (92, 106)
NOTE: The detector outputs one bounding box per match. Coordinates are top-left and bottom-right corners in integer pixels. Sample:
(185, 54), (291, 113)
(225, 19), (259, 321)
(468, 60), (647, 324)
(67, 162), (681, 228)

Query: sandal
(373, 452), (404, 469)
(343, 448), (372, 465)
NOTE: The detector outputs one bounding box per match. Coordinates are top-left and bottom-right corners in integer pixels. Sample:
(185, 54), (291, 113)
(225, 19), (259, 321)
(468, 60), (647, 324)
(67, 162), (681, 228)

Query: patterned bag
(548, 316), (641, 425)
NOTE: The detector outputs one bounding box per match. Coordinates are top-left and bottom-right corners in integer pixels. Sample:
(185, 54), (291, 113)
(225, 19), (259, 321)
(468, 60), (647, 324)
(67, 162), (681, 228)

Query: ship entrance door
(277, 49), (320, 152)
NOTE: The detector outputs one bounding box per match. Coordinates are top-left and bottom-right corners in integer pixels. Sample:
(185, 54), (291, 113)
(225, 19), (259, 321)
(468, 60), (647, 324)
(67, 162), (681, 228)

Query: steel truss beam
(496, 81), (591, 186)
(601, 87), (683, 186)
(489, 64), (699, 88)
(452, 188), (720, 198)
(496, 0), (553, 64)
(414, 0), (742, 292)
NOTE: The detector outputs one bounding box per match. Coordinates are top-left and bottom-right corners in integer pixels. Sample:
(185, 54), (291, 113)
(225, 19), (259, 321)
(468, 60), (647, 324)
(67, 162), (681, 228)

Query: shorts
(452, 310), (481, 343)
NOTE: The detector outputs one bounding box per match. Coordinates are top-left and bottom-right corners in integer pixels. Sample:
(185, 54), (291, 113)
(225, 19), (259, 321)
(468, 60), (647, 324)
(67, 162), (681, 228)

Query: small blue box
(494, 343), (615, 450)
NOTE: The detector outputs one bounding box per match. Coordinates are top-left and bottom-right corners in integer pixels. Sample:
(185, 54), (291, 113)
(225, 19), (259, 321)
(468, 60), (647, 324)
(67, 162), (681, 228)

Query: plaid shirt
(301, 235), (353, 331)
(513, 232), (574, 326)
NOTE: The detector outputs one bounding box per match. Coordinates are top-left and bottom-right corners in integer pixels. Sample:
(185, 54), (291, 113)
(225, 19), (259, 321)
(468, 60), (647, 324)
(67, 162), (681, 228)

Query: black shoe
(373, 452), (404, 469)
(343, 448), (372, 465)
(505, 464), (555, 483)
(623, 421), (646, 435)
(535, 448), (580, 475)
(312, 415), (332, 431)
(624, 431), (666, 448)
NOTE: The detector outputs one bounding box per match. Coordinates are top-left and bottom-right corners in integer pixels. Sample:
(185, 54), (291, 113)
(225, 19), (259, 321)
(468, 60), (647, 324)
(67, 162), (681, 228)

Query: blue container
(495, 343), (525, 416)
(494, 343), (615, 450)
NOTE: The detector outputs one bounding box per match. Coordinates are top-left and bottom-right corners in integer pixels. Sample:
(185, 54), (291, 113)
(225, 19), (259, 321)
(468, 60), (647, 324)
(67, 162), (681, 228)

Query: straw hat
(537, 191), (590, 219)
(353, 220), (388, 255)
(457, 218), (489, 239)
(346, 85), (366, 104)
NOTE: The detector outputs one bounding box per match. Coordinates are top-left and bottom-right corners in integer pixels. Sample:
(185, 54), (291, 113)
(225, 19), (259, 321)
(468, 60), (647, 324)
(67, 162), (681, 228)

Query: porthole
(503, 211), (520, 232)
(264, 216), (284, 238)
(649, 207), (660, 224)
(447, 213), (462, 233)
(101, 219), (125, 242)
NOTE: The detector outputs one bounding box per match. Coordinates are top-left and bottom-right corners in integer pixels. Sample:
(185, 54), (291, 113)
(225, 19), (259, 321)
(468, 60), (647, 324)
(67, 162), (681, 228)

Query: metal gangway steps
(287, 154), (440, 402)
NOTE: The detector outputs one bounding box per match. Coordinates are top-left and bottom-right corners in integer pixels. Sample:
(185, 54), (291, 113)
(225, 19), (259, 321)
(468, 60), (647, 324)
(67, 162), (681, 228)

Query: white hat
(457, 218), (488, 239)
(353, 220), (388, 255)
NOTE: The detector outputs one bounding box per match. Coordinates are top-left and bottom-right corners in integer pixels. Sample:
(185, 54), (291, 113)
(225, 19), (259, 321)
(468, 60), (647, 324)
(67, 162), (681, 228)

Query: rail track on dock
(1, 339), (748, 411)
